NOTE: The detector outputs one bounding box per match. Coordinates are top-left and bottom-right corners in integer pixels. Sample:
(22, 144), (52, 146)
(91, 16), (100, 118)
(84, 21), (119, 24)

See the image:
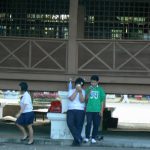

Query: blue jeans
(85, 112), (101, 139)
(67, 109), (85, 143)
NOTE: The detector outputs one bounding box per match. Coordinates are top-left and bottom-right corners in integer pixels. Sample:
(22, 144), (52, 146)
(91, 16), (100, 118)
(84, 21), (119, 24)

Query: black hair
(75, 77), (85, 86)
(90, 75), (99, 81)
(19, 82), (28, 91)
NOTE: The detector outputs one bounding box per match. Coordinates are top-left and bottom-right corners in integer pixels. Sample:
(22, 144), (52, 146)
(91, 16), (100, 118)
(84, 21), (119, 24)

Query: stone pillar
(67, 0), (79, 74)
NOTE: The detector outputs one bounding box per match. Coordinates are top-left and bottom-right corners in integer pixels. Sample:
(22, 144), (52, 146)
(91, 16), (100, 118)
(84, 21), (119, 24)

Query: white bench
(47, 91), (85, 139)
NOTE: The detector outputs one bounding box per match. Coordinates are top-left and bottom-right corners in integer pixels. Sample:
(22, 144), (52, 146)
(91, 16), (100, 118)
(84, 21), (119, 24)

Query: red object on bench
(135, 95), (142, 100)
(48, 100), (62, 113)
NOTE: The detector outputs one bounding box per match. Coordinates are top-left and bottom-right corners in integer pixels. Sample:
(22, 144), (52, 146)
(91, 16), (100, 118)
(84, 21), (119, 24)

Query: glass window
(0, 0), (69, 39)
(82, 0), (150, 40)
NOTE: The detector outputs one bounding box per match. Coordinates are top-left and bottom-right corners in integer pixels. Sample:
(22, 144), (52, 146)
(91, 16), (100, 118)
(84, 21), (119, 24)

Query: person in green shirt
(84, 75), (106, 144)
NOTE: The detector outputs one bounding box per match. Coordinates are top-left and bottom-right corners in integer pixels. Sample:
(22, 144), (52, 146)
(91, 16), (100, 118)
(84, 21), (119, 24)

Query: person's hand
(76, 84), (82, 92)
(16, 113), (21, 118)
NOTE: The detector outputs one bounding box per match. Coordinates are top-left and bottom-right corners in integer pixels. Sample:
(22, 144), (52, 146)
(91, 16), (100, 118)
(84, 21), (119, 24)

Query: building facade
(0, 0), (150, 94)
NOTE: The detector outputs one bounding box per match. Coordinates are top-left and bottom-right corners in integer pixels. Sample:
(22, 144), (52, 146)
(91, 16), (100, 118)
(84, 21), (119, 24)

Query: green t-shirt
(85, 85), (106, 112)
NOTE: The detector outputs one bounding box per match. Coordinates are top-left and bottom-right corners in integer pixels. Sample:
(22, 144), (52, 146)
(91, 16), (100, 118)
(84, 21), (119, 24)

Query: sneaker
(91, 138), (97, 143)
(83, 138), (89, 143)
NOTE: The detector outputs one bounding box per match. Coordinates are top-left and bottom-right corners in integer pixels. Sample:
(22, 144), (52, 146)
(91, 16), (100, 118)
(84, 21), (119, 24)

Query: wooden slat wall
(0, 38), (150, 94)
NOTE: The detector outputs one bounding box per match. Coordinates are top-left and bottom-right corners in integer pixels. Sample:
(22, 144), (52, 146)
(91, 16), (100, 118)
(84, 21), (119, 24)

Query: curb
(0, 138), (72, 145)
(1, 138), (150, 148)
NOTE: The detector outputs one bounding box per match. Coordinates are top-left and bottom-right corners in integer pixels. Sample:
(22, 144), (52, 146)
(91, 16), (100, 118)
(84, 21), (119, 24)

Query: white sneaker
(84, 138), (89, 143)
(91, 138), (96, 143)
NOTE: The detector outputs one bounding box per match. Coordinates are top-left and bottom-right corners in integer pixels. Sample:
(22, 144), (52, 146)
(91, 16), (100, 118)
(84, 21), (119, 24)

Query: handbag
(48, 100), (62, 113)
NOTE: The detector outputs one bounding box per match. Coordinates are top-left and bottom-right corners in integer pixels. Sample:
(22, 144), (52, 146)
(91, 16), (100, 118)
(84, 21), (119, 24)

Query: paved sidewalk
(0, 119), (150, 149)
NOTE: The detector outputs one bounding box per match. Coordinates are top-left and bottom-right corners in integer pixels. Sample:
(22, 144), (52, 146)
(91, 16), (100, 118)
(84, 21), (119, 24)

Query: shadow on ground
(0, 118), (50, 139)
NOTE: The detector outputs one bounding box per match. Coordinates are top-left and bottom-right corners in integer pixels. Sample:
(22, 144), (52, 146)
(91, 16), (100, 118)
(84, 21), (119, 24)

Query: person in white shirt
(122, 94), (129, 103)
(67, 77), (85, 146)
(16, 82), (34, 145)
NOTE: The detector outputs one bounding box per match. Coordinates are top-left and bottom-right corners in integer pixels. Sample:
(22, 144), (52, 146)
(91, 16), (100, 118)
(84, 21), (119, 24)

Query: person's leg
(85, 112), (93, 139)
(67, 110), (77, 143)
(92, 112), (101, 139)
(16, 123), (28, 139)
(27, 124), (34, 144)
(74, 110), (85, 142)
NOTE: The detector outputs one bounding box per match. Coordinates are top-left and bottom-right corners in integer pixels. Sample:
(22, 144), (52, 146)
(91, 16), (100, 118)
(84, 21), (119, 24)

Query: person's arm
(85, 87), (91, 102)
(76, 84), (85, 103)
(79, 91), (85, 103)
(100, 102), (105, 116)
(99, 88), (106, 116)
(68, 90), (78, 101)
(85, 92), (90, 102)
(68, 85), (85, 102)
(16, 94), (29, 118)
(16, 104), (27, 118)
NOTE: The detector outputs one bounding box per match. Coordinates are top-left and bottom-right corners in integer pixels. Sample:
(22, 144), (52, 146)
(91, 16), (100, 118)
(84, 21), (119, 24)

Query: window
(83, 0), (150, 40)
(0, 0), (69, 38)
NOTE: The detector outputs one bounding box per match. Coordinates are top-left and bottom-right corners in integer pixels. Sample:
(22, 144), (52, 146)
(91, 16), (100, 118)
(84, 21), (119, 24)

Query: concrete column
(67, 0), (78, 74)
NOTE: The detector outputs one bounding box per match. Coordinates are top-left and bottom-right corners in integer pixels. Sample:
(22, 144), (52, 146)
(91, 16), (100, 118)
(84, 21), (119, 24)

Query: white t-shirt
(68, 89), (85, 110)
(20, 91), (33, 113)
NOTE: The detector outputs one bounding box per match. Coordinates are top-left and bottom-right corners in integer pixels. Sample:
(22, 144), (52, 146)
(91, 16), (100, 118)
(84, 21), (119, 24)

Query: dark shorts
(16, 111), (35, 126)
